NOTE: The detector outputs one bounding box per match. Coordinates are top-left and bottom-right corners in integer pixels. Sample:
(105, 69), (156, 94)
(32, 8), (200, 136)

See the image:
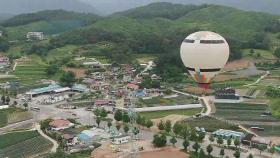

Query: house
(72, 84), (90, 93)
(49, 119), (74, 131)
(63, 134), (74, 143)
(0, 31), (2, 37)
(112, 135), (131, 145)
(127, 83), (139, 90)
(94, 99), (109, 106)
(135, 90), (146, 98)
(26, 83), (62, 97)
(123, 75), (132, 83)
(83, 61), (102, 68)
(215, 88), (240, 100)
(0, 56), (9, 63)
(26, 32), (44, 40)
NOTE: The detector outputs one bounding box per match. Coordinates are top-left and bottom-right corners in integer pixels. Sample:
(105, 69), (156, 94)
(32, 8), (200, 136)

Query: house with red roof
(49, 119), (74, 131)
(127, 83), (139, 90)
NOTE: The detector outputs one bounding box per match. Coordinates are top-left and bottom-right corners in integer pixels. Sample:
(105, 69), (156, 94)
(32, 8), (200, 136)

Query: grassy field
(269, 98), (280, 119)
(242, 49), (277, 60)
(46, 45), (78, 63)
(215, 103), (279, 122)
(138, 95), (198, 107)
(0, 108), (16, 128)
(184, 116), (239, 132)
(0, 108), (32, 128)
(139, 108), (201, 119)
(0, 131), (52, 158)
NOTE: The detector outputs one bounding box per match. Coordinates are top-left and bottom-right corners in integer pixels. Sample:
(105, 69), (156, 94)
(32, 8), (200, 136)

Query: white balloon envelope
(180, 31), (230, 89)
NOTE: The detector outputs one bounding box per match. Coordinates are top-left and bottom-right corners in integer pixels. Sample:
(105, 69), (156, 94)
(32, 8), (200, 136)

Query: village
(0, 33), (279, 158)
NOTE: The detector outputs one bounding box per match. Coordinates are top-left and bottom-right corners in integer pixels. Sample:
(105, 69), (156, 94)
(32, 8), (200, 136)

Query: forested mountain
(52, 3), (279, 51)
(81, 0), (280, 15)
(1, 3), (280, 79)
(0, 0), (95, 15)
(2, 10), (100, 27)
(1, 10), (100, 40)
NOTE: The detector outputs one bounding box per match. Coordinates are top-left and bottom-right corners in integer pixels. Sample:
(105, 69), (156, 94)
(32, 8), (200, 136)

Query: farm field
(138, 95), (199, 107)
(215, 103), (279, 122)
(46, 45), (78, 63)
(215, 103), (280, 136)
(0, 108), (32, 128)
(13, 55), (48, 86)
(269, 98), (280, 119)
(0, 131), (40, 149)
(183, 116), (239, 132)
(243, 124), (280, 137)
(0, 108), (16, 128)
(139, 108), (201, 120)
(0, 134), (52, 158)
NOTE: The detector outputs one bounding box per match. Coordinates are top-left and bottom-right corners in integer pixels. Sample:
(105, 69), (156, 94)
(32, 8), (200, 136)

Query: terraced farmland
(0, 131), (52, 158)
(215, 103), (278, 122)
(184, 116), (239, 132)
(214, 103), (280, 136)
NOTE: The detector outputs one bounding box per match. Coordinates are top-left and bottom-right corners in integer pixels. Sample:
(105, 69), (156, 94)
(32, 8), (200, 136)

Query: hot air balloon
(180, 31), (229, 89)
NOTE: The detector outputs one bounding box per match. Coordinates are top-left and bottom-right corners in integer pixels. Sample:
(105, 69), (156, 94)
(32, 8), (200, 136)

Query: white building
(0, 31), (2, 37)
(26, 32), (44, 40)
(112, 135), (131, 145)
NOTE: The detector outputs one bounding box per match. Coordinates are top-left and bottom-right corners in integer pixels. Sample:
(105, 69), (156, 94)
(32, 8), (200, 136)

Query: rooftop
(49, 119), (72, 128)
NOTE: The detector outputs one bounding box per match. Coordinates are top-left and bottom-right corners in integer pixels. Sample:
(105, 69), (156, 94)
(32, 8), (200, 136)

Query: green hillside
(52, 4), (280, 52)
(1, 10), (100, 40)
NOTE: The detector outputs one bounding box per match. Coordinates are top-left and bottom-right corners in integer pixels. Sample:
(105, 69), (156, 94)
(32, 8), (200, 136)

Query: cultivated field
(0, 108), (32, 128)
(183, 116), (239, 132)
(215, 103), (278, 122)
(139, 108), (201, 120)
(214, 103), (280, 136)
(138, 95), (198, 107)
(0, 131), (52, 158)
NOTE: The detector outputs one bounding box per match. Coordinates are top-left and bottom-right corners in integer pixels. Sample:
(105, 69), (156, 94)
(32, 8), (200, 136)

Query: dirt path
(243, 71), (270, 87)
(35, 124), (58, 153)
(13, 62), (17, 71)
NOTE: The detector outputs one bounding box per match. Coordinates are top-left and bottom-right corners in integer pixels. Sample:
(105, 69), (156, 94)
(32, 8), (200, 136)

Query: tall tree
(124, 124), (129, 134)
(107, 121), (112, 129)
(192, 142), (200, 153)
(173, 123), (183, 136)
(183, 139), (190, 151)
(114, 110), (123, 122)
(217, 137), (224, 147)
(227, 138), (232, 147)
(96, 117), (101, 127)
(207, 144), (213, 156)
(170, 136), (177, 146)
(233, 150), (241, 158)
(1, 95), (5, 104)
(157, 120), (165, 130)
(209, 134), (215, 143)
(164, 120), (172, 133)
(60, 71), (76, 87)
(234, 138), (240, 149)
(152, 133), (167, 147)
(248, 153), (253, 158)
(145, 119), (153, 129)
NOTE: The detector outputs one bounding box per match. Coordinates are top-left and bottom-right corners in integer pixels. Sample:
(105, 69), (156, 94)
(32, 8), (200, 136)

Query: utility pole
(127, 91), (137, 158)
